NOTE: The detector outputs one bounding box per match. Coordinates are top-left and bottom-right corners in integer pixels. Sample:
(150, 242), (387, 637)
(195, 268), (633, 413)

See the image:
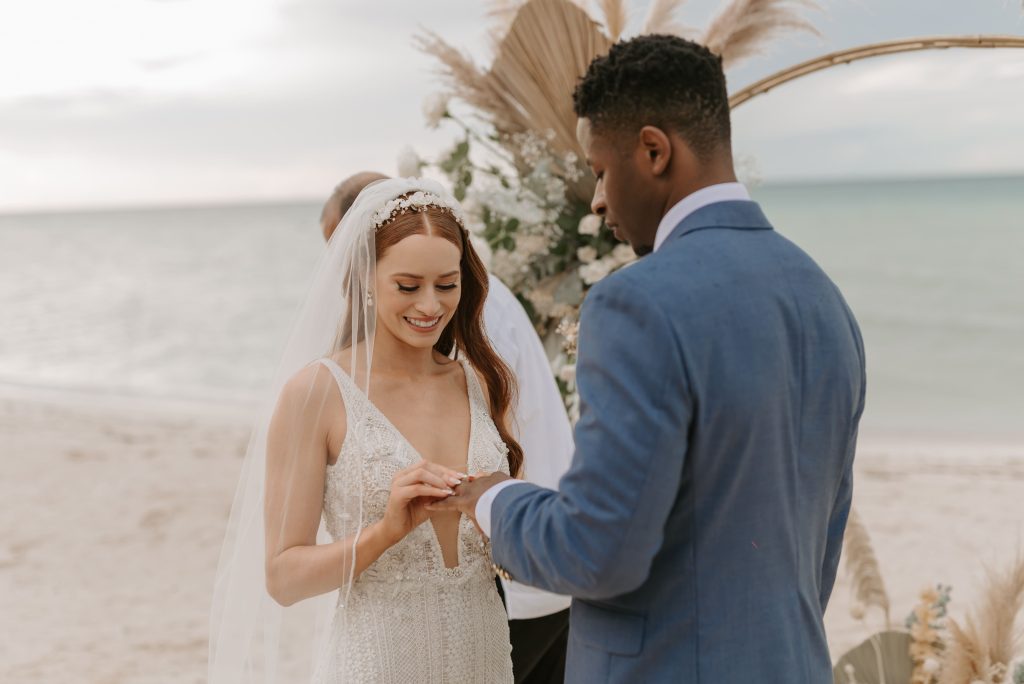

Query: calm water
(752, 175), (1023, 439)
(1, 175), (1022, 439)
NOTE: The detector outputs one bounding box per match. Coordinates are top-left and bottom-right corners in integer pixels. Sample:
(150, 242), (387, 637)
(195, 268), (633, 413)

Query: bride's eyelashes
(396, 283), (459, 293)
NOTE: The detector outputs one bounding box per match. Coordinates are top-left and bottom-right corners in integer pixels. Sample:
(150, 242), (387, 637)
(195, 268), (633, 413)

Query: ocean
(1, 175), (1021, 440)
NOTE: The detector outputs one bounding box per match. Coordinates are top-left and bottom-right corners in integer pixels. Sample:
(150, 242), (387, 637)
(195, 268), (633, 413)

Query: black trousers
(497, 578), (570, 684)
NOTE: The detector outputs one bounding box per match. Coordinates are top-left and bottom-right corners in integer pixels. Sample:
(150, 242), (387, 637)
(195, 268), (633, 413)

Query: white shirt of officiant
(484, 274), (574, 619)
(477, 183), (751, 542)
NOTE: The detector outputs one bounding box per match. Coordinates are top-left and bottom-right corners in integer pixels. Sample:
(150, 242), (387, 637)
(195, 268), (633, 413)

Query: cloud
(732, 48), (1024, 181)
(1, 0), (1023, 210)
(136, 54), (206, 72)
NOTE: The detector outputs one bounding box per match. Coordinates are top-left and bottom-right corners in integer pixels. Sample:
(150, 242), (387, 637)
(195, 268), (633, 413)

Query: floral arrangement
(907, 585), (953, 683)
(835, 548), (1024, 684)
(405, 0), (819, 411)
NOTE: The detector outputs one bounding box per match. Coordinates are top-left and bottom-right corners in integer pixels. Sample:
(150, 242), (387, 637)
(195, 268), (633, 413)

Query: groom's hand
(427, 471), (512, 534)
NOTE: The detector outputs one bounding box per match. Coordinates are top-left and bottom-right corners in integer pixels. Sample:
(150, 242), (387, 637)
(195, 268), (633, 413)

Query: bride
(209, 178), (520, 683)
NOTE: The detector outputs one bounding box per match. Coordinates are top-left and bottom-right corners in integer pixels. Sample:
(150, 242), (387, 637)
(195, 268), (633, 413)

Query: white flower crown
(372, 191), (466, 231)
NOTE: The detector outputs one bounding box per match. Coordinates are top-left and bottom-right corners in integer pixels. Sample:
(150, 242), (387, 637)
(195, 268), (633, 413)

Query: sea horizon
(1, 173), (1021, 443)
(2, 170), (1021, 217)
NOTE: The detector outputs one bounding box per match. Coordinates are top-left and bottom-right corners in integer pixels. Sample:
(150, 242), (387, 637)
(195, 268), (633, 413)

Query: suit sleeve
(819, 311), (866, 610)
(819, 447), (853, 611)
(490, 274), (692, 600)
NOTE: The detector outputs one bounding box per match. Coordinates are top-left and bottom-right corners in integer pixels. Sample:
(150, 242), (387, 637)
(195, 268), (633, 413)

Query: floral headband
(372, 191), (466, 231)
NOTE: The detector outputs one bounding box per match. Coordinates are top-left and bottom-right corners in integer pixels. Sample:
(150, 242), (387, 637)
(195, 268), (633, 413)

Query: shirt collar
(653, 182), (751, 252)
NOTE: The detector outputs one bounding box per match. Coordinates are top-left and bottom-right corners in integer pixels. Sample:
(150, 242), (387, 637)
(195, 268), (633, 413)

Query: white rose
(611, 243), (636, 265)
(576, 246), (598, 264)
(422, 93), (450, 129)
(396, 145), (422, 178)
(579, 258), (611, 285)
(577, 213), (602, 236)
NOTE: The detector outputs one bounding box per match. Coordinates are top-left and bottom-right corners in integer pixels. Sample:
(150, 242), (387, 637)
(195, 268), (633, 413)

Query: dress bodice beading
(312, 357), (513, 684)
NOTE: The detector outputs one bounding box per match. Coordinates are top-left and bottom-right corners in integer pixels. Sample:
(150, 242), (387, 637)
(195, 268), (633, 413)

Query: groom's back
(609, 199), (864, 682)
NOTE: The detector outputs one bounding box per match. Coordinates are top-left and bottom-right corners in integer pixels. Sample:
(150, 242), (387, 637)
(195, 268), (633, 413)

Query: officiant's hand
(426, 471), (512, 534)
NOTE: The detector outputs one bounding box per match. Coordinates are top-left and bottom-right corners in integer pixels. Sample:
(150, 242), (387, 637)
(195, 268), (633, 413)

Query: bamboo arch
(729, 35), (1024, 109)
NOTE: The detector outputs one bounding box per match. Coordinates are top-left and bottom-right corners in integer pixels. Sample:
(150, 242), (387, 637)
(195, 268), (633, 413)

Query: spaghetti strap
(458, 357), (490, 419)
(315, 357), (365, 425)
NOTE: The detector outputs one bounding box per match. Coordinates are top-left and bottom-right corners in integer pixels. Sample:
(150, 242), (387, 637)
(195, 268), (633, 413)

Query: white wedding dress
(312, 357), (514, 683)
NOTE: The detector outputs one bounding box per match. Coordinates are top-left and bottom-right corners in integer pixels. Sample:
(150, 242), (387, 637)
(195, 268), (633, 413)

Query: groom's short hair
(573, 35), (731, 160)
(320, 171), (389, 241)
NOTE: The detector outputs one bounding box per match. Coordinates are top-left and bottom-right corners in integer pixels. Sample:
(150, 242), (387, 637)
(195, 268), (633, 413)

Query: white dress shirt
(653, 182), (750, 252)
(482, 275), (574, 619)
(476, 184), (751, 566)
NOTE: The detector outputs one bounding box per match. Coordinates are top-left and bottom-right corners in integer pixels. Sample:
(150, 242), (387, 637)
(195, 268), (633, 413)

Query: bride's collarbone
(373, 370), (473, 471)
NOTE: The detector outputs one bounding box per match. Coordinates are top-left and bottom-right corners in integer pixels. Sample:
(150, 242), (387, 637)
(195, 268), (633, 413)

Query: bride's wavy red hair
(376, 205), (524, 478)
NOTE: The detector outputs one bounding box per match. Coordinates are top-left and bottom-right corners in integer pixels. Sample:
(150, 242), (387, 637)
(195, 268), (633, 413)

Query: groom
(433, 35), (865, 682)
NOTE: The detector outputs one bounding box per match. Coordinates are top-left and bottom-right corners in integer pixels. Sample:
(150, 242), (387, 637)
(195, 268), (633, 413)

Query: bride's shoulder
(276, 360), (344, 418)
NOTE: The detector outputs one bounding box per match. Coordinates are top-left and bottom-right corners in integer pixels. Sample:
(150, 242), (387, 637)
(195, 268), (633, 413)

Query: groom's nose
(590, 179), (607, 217)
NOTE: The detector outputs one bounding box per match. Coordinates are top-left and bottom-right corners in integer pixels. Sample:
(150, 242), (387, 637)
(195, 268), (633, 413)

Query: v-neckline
(346, 358), (476, 472)
(333, 357), (477, 572)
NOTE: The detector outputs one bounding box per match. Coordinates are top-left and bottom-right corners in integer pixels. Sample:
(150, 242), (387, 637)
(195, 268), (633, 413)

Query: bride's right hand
(379, 459), (466, 545)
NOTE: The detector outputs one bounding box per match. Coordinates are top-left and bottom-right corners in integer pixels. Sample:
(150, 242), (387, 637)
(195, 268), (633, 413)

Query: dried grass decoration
(938, 556), (1024, 684)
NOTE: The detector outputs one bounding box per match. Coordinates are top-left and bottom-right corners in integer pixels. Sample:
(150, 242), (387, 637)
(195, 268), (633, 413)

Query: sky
(0, 0), (1021, 212)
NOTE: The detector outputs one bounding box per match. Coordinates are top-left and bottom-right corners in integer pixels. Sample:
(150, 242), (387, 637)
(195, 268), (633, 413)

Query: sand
(2, 389), (1022, 682)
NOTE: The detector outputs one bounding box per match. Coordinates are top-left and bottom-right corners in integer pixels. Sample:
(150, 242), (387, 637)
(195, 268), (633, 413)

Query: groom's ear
(638, 126), (672, 177)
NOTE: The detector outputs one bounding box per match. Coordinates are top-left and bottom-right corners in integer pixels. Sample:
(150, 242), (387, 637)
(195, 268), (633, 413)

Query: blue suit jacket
(491, 200), (865, 683)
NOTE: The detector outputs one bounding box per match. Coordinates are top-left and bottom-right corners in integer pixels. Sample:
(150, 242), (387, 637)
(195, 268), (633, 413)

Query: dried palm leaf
(486, 0), (522, 43)
(486, 0), (611, 201)
(486, 0), (590, 45)
(844, 506), (892, 627)
(702, 0), (820, 69)
(419, 0), (610, 203)
(832, 631), (913, 684)
(641, 0), (698, 38)
(597, 0), (628, 41)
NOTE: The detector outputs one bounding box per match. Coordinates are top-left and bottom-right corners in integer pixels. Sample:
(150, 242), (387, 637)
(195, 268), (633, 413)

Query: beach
(2, 389), (1022, 682)
(0, 390), (250, 683)
(1, 176), (1021, 679)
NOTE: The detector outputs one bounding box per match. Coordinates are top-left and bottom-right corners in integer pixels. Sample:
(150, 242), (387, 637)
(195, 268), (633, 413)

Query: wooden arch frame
(729, 35), (1024, 109)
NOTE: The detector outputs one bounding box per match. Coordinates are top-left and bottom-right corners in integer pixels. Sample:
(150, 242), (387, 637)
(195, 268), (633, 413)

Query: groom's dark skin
(431, 115), (738, 521)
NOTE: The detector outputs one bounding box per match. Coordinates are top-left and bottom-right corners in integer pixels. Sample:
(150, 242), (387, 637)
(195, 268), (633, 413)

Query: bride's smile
(376, 231), (462, 349)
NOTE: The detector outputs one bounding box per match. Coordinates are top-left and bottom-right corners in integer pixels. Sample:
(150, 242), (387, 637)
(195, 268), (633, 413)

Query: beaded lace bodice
(312, 357), (513, 684)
